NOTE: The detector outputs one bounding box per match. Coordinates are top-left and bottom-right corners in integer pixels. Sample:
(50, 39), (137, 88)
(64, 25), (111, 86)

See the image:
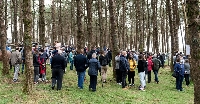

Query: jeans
(176, 74), (184, 90)
(184, 74), (190, 86)
(77, 71), (86, 89)
(89, 75), (97, 91)
(34, 66), (39, 82)
(139, 71), (145, 88)
(52, 68), (64, 90)
(70, 60), (74, 70)
(121, 71), (127, 88)
(153, 70), (159, 82)
(13, 64), (20, 80)
(21, 59), (25, 73)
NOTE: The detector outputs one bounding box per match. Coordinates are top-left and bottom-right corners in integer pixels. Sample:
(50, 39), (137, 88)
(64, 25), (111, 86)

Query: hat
(52, 50), (58, 55)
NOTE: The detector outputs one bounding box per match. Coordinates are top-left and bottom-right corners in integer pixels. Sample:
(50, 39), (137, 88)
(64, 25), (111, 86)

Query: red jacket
(147, 58), (153, 71)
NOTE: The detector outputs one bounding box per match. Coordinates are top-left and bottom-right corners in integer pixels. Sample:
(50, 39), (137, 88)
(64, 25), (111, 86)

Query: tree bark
(39, 0), (45, 47)
(0, 0), (9, 75)
(51, 0), (56, 45)
(76, 0), (84, 50)
(86, 0), (94, 51)
(187, 0), (200, 103)
(109, 0), (119, 78)
(22, 0), (33, 94)
(13, 0), (18, 45)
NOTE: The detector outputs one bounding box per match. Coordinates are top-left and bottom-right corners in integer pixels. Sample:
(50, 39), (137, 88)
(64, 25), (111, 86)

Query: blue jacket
(88, 58), (101, 76)
(74, 54), (88, 72)
(119, 55), (130, 72)
(174, 63), (185, 76)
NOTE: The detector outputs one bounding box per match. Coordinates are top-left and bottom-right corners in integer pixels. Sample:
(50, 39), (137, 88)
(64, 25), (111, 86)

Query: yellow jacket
(129, 59), (136, 71)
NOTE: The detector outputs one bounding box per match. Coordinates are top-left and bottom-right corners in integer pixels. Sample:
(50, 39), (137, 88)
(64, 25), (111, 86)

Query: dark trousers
(89, 75), (97, 91)
(148, 70), (151, 83)
(153, 70), (159, 82)
(184, 74), (190, 86)
(52, 68), (64, 90)
(116, 69), (122, 83)
(34, 66), (39, 82)
(128, 71), (135, 84)
(176, 74), (184, 90)
(121, 71), (127, 88)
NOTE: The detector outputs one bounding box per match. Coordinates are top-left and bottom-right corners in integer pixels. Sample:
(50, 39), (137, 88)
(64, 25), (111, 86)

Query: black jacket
(74, 54), (88, 72)
(51, 54), (66, 70)
(137, 60), (146, 73)
(33, 54), (40, 67)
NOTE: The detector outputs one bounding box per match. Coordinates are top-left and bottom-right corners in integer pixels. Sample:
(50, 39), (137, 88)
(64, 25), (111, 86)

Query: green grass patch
(0, 63), (194, 104)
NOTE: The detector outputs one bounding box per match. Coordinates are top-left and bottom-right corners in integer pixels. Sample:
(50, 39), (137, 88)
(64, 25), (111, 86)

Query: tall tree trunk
(152, 0), (158, 53)
(187, 1), (200, 103)
(122, 0), (126, 49)
(39, 0), (45, 47)
(0, 0), (9, 75)
(22, 0), (33, 94)
(98, 0), (103, 50)
(109, 0), (119, 78)
(71, 0), (76, 46)
(13, 0), (18, 45)
(166, 0), (174, 71)
(86, 0), (93, 51)
(32, 0), (35, 42)
(59, 0), (63, 44)
(76, 0), (84, 50)
(146, 0), (151, 52)
(51, 0), (56, 45)
(18, 0), (23, 42)
(5, 0), (7, 29)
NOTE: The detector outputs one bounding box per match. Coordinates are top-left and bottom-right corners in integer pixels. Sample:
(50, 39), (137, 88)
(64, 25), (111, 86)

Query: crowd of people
(7, 42), (190, 92)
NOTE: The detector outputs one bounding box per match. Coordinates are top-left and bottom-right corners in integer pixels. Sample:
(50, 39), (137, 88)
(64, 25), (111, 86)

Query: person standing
(152, 55), (161, 84)
(88, 53), (101, 92)
(147, 56), (153, 83)
(11, 47), (22, 82)
(128, 54), (137, 86)
(33, 49), (41, 84)
(51, 50), (66, 90)
(119, 51), (130, 89)
(99, 51), (109, 83)
(69, 50), (75, 70)
(184, 59), (190, 86)
(137, 54), (146, 91)
(115, 52), (121, 85)
(74, 49), (88, 89)
(174, 58), (185, 91)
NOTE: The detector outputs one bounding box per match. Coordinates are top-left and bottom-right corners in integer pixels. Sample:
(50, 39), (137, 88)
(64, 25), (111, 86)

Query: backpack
(101, 57), (108, 66)
(153, 58), (160, 70)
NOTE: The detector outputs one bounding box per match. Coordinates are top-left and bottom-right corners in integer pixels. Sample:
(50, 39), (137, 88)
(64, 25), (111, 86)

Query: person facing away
(51, 50), (66, 90)
(147, 56), (153, 83)
(88, 53), (101, 92)
(11, 47), (22, 82)
(99, 51), (109, 83)
(152, 55), (161, 84)
(137, 54), (146, 91)
(115, 52), (122, 85)
(74, 49), (88, 89)
(60, 47), (68, 73)
(69, 50), (75, 70)
(119, 51), (130, 89)
(174, 58), (185, 91)
(184, 59), (190, 86)
(33, 49), (42, 84)
(128, 53), (137, 86)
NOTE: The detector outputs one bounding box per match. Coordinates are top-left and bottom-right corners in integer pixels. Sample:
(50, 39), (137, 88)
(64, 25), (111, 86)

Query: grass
(0, 62), (194, 104)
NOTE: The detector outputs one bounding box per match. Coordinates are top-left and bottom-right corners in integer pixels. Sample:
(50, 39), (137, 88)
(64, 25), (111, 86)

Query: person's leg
(79, 71), (85, 89)
(57, 69), (64, 90)
(90, 75), (95, 91)
(93, 75), (97, 91)
(101, 67), (106, 82)
(132, 71), (135, 85)
(51, 69), (57, 89)
(154, 70), (159, 83)
(185, 74), (190, 86)
(180, 75), (184, 91)
(77, 72), (81, 88)
(139, 72), (145, 89)
(121, 72), (126, 88)
(89, 75), (92, 90)
(148, 70), (151, 83)
(128, 71), (131, 85)
(13, 64), (20, 81)
(116, 69), (119, 83)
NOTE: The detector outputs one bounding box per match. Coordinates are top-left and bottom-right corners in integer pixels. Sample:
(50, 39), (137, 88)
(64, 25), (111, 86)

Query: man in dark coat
(74, 49), (88, 89)
(51, 50), (66, 90)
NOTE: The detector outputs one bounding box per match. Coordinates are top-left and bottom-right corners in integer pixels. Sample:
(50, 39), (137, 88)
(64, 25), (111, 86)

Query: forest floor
(0, 62), (194, 104)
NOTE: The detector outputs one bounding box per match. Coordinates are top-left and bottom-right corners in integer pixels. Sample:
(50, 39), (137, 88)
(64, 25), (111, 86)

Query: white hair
(92, 53), (97, 58)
